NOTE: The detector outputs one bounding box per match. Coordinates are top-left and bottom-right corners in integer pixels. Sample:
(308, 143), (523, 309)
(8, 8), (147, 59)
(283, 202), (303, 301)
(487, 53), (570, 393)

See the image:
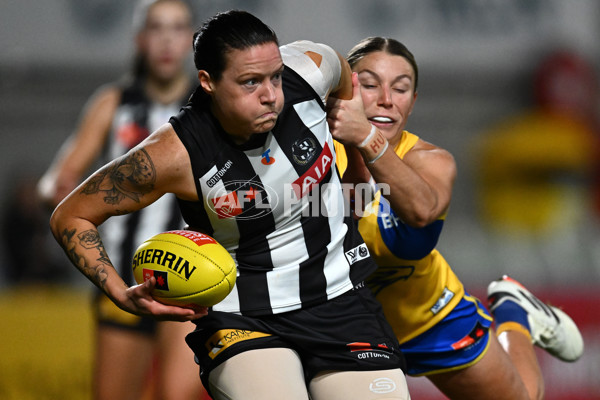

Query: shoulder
(404, 136), (456, 176)
(142, 123), (196, 196)
(92, 83), (122, 103)
(135, 125), (188, 186)
(168, 102), (224, 168)
(410, 138), (454, 161)
(71, 83), (122, 138)
(83, 83), (122, 116)
(411, 138), (452, 157)
(145, 123), (183, 150)
(169, 97), (213, 142)
(280, 40), (342, 104)
(280, 40), (339, 68)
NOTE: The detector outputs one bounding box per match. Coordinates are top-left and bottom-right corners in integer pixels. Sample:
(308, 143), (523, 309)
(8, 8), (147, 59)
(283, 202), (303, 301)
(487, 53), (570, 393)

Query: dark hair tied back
(193, 10), (279, 81)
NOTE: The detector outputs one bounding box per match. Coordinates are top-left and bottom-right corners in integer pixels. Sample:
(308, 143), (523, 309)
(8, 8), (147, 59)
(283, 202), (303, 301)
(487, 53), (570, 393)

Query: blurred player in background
(328, 36), (584, 400)
(38, 1), (207, 399)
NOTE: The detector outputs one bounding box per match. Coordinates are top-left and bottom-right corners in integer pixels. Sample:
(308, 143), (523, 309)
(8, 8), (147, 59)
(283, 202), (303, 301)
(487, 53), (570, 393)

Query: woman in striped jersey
(49, 10), (410, 400)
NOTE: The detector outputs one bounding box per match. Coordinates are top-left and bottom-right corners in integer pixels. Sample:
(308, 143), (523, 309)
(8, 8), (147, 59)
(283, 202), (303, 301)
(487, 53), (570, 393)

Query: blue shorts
(400, 292), (493, 376)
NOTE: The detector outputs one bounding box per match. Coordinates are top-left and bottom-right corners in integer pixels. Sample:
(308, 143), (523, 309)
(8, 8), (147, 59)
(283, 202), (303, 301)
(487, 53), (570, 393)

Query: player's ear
(198, 71), (214, 94)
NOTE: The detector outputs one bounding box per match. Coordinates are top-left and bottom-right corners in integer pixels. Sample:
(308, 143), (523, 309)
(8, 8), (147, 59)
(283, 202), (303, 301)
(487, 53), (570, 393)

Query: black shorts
(185, 284), (405, 388)
(93, 292), (157, 335)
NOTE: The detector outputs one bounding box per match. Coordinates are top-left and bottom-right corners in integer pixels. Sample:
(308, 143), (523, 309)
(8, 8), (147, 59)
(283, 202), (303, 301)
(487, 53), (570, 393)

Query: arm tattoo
(81, 148), (156, 205)
(60, 228), (111, 288)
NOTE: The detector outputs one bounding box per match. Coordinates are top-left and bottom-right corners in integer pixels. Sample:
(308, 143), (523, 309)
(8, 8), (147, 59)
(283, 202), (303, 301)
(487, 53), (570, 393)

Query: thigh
(94, 325), (154, 400)
(208, 348), (310, 400)
(427, 332), (529, 400)
(310, 369), (410, 400)
(155, 320), (206, 400)
(93, 294), (157, 400)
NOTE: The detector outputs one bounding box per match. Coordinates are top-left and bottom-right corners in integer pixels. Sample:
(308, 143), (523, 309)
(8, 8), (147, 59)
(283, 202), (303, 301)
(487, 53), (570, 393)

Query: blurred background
(1, 0), (599, 398)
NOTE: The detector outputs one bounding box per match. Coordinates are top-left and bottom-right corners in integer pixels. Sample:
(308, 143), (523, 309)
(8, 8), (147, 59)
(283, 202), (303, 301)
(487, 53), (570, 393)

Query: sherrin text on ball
(132, 230), (236, 307)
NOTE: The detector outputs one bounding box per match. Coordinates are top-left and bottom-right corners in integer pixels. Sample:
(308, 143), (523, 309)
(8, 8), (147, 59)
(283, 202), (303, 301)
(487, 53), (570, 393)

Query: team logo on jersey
(291, 137), (317, 165)
(208, 180), (276, 220)
(261, 149), (276, 165)
(431, 287), (455, 315)
(344, 243), (370, 265)
(291, 142), (333, 199)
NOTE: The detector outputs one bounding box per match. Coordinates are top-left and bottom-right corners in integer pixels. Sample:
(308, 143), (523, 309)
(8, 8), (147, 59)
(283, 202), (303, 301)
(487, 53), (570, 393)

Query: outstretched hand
(326, 72), (372, 146)
(124, 277), (208, 321)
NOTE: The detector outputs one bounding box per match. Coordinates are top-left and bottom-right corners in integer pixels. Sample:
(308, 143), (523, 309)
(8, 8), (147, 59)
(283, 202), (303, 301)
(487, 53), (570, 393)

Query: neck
(144, 73), (190, 105)
(389, 128), (405, 150)
(209, 102), (254, 145)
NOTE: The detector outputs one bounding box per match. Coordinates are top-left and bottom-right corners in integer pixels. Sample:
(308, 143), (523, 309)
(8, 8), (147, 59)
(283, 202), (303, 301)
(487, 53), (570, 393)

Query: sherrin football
(132, 230), (236, 307)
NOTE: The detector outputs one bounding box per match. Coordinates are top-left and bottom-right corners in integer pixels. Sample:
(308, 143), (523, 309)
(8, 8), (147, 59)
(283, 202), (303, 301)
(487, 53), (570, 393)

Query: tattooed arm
(50, 124), (204, 321)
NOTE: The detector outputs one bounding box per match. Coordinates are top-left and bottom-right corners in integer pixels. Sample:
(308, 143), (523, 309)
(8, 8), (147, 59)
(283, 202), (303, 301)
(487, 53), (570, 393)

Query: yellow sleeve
(334, 140), (348, 176)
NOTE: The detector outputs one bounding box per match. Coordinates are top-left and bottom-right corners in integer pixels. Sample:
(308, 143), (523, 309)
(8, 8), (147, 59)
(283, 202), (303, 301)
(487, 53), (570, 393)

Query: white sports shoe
(487, 275), (584, 362)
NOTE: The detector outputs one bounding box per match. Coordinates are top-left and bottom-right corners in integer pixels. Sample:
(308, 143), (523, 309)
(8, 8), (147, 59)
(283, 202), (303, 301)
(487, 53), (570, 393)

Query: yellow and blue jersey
(335, 131), (465, 344)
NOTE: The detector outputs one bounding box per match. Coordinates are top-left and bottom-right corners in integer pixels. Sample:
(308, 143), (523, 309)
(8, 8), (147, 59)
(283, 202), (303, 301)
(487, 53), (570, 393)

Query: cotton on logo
(369, 377), (396, 394)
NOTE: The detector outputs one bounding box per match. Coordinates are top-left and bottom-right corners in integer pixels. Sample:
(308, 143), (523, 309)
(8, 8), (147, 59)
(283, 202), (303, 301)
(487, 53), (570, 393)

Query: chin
(256, 119), (277, 133)
(375, 126), (398, 140)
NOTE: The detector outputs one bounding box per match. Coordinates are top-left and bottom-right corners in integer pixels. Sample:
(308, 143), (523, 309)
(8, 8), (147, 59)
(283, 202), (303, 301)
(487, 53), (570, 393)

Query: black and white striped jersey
(170, 46), (376, 316)
(100, 82), (186, 285)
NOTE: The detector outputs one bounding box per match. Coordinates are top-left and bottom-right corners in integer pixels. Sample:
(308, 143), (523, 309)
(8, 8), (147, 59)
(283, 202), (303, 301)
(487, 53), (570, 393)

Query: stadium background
(0, 0), (598, 398)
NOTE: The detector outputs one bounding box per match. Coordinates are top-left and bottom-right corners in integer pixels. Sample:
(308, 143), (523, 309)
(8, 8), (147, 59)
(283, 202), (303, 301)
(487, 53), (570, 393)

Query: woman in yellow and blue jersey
(326, 37), (581, 400)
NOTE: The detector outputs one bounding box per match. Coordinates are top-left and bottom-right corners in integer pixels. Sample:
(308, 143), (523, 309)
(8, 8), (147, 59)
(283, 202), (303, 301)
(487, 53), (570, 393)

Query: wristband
(367, 140), (389, 164)
(357, 125), (388, 164)
(358, 124), (377, 148)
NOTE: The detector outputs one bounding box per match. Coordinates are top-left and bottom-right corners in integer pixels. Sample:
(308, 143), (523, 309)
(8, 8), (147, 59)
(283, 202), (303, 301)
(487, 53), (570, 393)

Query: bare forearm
(50, 213), (204, 321)
(48, 147), (158, 301)
(46, 128), (205, 321)
(366, 150), (440, 227)
(50, 213), (126, 301)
